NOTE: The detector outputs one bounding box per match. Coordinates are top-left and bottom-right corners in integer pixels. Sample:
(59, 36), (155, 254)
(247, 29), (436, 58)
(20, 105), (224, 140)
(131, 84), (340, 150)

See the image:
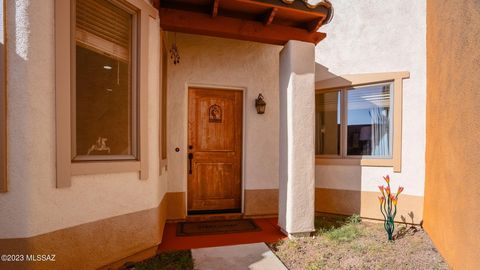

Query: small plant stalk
(378, 175), (403, 241)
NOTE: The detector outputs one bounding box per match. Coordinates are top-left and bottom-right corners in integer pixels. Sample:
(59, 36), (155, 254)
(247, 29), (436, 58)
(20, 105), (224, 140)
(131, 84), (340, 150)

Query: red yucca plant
(378, 175), (404, 241)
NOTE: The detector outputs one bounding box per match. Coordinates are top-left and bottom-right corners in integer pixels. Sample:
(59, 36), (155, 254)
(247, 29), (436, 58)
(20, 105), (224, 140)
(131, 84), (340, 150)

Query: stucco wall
(314, 0), (426, 218)
(166, 33), (282, 194)
(278, 40), (316, 234)
(0, 0), (167, 238)
(424, 1), (480, 269)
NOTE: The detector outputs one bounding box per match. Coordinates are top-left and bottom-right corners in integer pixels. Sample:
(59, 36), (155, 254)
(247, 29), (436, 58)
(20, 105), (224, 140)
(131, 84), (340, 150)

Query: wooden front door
(188, 88), (243, 214)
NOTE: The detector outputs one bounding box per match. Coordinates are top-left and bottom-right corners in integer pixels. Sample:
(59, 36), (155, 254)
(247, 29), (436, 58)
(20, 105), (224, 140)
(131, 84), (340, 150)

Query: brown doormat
(176, 219), (261, 236)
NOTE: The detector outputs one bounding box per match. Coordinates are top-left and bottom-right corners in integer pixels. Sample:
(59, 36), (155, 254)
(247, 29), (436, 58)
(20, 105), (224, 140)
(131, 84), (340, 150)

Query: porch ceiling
(154, 0), (333, 45)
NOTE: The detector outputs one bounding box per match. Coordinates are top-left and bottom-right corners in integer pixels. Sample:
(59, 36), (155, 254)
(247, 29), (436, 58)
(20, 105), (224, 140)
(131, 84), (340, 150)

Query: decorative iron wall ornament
(170, 32), (180, 65)
(209, 104), (222, 123)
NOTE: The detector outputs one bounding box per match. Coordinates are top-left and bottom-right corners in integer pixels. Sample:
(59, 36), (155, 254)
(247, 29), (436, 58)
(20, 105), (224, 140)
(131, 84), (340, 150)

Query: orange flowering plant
(378, 175), (404, 241)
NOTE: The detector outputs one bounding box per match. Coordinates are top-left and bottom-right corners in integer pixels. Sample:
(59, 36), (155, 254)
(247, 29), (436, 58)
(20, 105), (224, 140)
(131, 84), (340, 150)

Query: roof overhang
(154, 0), (333, 45)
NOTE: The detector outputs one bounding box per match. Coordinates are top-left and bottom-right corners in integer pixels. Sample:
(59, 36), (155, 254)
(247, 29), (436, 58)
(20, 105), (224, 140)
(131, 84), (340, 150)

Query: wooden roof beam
(160, 8), (326, 45)
(212, 0), (220, 17)
(264, 7), (278, 25)
(307, 17), (325, 32)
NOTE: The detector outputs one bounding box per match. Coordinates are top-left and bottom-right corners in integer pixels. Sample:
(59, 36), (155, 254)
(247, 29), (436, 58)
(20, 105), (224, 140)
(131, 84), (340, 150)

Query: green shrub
(324, 214), (362, 243)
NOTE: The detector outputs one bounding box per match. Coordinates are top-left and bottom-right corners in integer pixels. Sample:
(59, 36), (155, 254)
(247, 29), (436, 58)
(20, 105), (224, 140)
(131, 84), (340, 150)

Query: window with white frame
(73, 0), (138, 161)
(315, 82), (393, 159)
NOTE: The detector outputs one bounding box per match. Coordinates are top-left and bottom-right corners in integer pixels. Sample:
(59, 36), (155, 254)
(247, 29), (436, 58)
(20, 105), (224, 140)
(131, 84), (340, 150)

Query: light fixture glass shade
(255, 93), (266, 114)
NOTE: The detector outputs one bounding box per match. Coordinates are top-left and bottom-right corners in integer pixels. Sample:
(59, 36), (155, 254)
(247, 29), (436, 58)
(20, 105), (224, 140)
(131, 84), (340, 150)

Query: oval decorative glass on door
(209, 104), (223, 123)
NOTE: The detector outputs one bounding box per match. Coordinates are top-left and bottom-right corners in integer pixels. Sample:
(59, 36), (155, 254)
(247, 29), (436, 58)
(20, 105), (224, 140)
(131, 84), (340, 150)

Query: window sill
(71, 160), (141, 176)
(315, 157), (395, 168)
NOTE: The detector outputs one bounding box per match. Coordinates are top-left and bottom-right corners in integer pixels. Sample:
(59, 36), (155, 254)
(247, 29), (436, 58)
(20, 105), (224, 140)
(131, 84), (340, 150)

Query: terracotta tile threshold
(157, 218), (286, 252)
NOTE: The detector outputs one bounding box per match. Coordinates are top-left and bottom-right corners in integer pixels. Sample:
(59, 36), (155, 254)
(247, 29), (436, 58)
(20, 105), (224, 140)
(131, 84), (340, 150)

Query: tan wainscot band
(0, 197), (167, 270)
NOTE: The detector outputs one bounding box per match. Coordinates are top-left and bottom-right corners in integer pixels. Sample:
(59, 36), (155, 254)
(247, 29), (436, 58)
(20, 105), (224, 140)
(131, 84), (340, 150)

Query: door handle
(188, 153), (193, 174)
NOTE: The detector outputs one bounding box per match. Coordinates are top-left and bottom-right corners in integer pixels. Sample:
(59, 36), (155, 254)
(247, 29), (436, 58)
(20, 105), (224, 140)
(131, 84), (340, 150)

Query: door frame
(184, 83), (246, 215)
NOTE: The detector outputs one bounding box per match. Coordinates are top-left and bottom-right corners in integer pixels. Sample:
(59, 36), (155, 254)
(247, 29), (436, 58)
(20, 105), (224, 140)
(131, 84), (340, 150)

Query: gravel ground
(268, 215), (449, 270)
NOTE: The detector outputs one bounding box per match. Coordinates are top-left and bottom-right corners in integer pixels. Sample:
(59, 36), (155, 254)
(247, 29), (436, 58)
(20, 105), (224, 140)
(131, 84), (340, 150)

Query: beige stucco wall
(424, 1), (480, 269)
(314, 0), (427, 219)
(278, 40), (316, 235)
(165, 33), (282, 196)
(0, 0), (167, 238)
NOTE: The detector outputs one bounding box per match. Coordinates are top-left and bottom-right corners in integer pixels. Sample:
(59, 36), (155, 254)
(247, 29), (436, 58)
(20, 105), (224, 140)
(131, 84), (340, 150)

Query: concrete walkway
(192, 243), (287, 270)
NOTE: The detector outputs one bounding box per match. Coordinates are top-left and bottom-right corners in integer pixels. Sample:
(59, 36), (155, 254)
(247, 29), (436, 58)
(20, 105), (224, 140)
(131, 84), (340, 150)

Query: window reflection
(74, 0), (136, 159)
(315, 91), (341, 155)
(347, 84), (391, 157)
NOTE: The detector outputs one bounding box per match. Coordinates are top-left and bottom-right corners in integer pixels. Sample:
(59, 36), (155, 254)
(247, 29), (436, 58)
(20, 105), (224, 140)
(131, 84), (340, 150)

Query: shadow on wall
(314, 63), (363, 217)
(0, 2), (45, 269)
(401, 211), (419, 226)
(315, 62), (351, 83)
(314, 166), (363, 216)
(2, 0), (33, 237)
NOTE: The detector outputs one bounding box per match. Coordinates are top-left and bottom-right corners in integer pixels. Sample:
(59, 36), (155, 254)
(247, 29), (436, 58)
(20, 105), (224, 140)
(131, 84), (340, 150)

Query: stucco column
(278, 40), (316, 237)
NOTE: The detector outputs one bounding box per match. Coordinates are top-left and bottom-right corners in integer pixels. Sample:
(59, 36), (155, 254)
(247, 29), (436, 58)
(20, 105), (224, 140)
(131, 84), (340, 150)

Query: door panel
(188, 88), (243, 213)
(196, 97), (235, 151)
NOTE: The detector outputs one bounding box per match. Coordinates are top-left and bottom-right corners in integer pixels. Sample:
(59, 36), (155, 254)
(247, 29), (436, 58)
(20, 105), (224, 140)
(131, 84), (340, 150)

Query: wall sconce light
(255, 93), (266, 114)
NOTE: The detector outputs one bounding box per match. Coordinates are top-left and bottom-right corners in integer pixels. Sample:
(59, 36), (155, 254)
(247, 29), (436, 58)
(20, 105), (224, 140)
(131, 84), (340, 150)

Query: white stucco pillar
(278, 40), (316, 237)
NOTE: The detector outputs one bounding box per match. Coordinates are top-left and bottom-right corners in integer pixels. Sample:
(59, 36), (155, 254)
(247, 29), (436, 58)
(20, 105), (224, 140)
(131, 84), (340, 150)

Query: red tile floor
(157, 218), (287, 252)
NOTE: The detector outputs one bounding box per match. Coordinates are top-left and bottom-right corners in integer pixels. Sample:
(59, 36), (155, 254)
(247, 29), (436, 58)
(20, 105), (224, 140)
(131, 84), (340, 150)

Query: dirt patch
(120, 250), (194, 270)
(268, 215), (449, 270)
